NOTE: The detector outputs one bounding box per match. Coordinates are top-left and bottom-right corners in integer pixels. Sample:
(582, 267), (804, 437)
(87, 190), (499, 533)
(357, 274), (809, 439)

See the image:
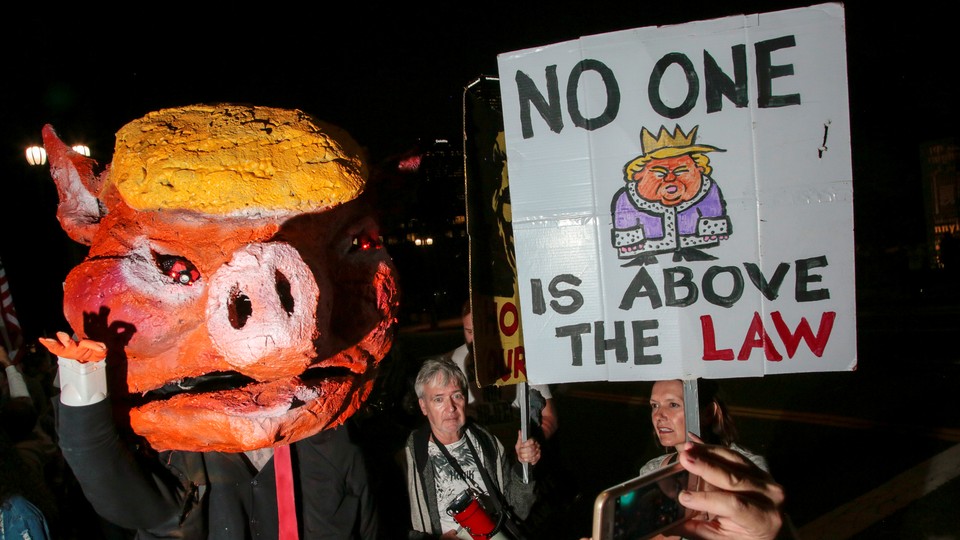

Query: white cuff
(57, 357), (108, 406)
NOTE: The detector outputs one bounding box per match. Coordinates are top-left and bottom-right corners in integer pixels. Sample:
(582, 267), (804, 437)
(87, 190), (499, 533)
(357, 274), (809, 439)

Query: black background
(0, 1), (954, 340)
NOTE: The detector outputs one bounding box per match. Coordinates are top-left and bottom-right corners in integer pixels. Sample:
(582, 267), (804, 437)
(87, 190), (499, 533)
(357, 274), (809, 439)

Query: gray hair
(415, 357), (467, 399)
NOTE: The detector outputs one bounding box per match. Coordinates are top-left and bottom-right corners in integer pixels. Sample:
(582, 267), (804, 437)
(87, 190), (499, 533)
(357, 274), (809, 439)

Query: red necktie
(274, 444), (299, 540)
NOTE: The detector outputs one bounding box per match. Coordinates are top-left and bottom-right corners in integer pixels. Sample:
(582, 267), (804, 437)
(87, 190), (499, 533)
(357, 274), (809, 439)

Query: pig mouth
(133, 365), (357, 408)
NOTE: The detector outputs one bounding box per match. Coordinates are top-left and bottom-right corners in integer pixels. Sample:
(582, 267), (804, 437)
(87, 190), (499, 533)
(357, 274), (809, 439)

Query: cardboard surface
(497, 4), (855, 383)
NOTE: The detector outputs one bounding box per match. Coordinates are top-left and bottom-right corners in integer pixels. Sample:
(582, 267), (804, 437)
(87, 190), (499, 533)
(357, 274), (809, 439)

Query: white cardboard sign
(497, 3), (856, 384)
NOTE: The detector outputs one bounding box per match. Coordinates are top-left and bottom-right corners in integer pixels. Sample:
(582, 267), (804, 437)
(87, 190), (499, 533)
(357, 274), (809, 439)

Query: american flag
(0, 256), (24, 363)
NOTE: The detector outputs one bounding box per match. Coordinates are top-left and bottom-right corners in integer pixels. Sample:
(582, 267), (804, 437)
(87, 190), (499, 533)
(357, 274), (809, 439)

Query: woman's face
(650, 380), (686, 448)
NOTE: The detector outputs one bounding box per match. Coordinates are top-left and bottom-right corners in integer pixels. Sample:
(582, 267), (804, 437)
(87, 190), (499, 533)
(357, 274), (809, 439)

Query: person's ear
(418, 398), (428, 416)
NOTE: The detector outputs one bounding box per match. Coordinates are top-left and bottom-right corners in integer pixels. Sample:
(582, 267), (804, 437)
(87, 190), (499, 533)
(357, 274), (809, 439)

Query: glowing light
(25, 146), (46, 166)
(398, 155), (421, 172)
(26, 143), (92, 165)
(72, 145), (91, 156)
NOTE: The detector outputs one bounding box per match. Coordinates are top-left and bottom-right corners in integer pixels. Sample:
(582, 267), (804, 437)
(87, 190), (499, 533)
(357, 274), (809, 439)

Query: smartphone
(592, 460), (700, 540)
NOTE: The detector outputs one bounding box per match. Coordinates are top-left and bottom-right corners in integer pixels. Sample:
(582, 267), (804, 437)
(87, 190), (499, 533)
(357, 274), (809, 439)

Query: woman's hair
(414, 358), (467, 399)
(697, 378), (739, 446)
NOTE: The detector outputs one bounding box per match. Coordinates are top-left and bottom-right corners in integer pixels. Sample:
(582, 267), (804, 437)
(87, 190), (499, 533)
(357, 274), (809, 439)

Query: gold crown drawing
(639, 125), (723, 159)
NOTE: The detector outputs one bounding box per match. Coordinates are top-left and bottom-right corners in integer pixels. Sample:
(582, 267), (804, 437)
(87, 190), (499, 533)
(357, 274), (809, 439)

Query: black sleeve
(56, 399), (185, 531)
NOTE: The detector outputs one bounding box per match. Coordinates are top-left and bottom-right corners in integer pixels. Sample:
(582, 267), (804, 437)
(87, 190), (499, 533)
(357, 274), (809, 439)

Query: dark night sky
(0, 1), (954, 340)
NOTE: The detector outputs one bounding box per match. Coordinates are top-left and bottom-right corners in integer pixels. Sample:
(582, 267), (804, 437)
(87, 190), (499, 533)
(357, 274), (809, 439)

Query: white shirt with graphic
(429, 434), (491, 534)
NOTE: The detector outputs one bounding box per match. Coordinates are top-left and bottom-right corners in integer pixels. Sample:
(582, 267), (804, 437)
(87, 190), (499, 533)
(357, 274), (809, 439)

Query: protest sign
(464, 76), (528, 387)
(497, 3), (855, 383)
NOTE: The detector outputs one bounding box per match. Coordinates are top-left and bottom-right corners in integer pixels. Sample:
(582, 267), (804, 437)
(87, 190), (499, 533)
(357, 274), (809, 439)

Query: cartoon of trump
(611, 125), (731, 265)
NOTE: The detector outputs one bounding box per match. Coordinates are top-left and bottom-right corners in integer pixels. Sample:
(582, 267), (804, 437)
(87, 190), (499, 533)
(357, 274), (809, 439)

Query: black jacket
(57, 399), (378, 540)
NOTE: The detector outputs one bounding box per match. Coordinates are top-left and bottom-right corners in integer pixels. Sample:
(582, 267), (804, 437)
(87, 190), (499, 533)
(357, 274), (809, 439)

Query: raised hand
(39, 331), (107, 363)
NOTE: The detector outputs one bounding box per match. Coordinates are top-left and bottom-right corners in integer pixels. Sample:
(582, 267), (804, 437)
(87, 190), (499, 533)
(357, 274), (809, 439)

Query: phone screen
(611, 468), (690, 539)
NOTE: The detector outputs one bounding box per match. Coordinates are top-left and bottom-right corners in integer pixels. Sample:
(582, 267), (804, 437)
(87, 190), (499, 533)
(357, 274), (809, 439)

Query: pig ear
(42, 124), (109, 246)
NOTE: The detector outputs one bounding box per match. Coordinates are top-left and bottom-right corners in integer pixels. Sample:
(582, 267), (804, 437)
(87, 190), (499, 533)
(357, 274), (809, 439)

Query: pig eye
(155, 254), (201, 286)
(351, 234), (383, 252)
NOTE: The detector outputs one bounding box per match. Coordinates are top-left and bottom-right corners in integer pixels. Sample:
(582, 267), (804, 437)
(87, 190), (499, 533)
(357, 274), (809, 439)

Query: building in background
(376, 138), (468, 327)
(920, 138), (960, 272)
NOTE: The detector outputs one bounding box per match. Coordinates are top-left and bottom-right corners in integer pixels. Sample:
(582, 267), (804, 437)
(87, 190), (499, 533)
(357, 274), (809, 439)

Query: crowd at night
(0, 3), (957, 538)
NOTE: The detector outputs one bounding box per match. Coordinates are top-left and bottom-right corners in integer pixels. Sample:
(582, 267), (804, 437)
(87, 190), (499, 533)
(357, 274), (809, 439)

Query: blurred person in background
(0, 430), (55, 540)
(0, 346), (62, 495)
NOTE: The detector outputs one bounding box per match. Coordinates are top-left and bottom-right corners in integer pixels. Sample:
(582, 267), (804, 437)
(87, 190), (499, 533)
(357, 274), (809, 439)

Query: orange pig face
(44, 104), (400, 452)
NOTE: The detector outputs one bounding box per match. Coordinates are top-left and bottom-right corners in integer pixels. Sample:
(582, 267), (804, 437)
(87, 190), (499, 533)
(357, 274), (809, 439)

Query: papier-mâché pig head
(43, 104), (400, 453)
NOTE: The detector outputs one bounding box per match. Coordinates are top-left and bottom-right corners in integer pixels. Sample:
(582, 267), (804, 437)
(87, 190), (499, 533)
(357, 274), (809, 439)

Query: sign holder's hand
(515, 431), (542, 467)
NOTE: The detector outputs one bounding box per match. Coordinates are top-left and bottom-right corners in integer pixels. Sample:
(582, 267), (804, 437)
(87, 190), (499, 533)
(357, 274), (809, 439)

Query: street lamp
(25, 145), (46, 166)
(25, 143), (91, 166)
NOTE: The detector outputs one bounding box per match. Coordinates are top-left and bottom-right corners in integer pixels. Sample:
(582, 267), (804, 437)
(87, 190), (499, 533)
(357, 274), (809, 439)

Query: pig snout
(205, 243), (322, 379)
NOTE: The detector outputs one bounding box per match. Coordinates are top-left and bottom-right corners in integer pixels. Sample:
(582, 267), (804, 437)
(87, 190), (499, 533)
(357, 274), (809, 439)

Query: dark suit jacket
(57, 399), (378, 539)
